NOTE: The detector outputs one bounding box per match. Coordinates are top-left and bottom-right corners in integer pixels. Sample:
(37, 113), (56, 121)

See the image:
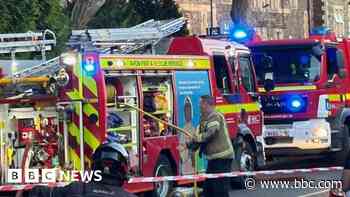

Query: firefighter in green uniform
(188, 95), (234, 197)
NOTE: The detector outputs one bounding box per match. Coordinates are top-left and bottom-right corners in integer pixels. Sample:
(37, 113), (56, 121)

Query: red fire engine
(56, 36), (264, 195)
(0, 20), (264, 196)
(246, 27), (350, 160)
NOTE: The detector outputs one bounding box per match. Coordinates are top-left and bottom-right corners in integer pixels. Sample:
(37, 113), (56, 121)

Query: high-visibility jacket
(195, 111), (234, 160)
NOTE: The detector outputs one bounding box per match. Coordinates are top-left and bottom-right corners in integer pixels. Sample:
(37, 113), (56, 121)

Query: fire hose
(120, 102), (193, 137)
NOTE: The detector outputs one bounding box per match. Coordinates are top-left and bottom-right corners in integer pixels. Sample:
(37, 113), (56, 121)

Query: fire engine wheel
(236, 138), (256, 171)
(151, 155), (174, 197)
(231, 136), (257, 189)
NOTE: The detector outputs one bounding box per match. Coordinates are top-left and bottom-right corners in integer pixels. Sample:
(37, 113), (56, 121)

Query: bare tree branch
(231, 0), (249, 24)
(71, 0), (106, 29)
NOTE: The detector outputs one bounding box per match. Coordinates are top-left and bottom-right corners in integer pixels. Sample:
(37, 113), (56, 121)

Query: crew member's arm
(194, 118), (219, 143)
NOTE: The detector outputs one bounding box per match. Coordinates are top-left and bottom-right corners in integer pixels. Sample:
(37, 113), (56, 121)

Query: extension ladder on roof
(68, 17), (186, 54)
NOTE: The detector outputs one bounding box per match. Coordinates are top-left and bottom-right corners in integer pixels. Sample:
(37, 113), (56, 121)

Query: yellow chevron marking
(74, 55), (83, 98)
(216, 103), (260, 114)
(69, 147), (81, 170)
(83, 103), (99, 126)
(83, 77), (98, 97)
(258, 85), (317, 92)
(68, 116), (99, 150)
(72, 104), (100, 151)
(68, 123), (81, 144)
(67, 89), (82, 100)
(84, 126), (100, 151)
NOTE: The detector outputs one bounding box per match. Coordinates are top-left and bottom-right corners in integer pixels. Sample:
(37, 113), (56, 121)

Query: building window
(256, 27), (268, 40)
(334, 6), (344, 37)
(275, 29), (283, 39)
(273, 0), (280, 10)
(251, 0), (258, 9)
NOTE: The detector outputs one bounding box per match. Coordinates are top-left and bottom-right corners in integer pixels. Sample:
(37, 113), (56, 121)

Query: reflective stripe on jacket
(197, 111), (234, 160)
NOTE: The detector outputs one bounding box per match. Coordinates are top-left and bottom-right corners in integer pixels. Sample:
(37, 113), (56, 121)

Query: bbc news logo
(8, 169), (102, 183)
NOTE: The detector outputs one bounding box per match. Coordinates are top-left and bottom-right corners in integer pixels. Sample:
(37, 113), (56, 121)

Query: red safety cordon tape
(0, 182), (68, 192)
(128, 166), (344, 183)
(0, 167), (344, 192)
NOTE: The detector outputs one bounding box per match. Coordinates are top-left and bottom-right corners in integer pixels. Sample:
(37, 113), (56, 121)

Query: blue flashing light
(311, 26), (331, 36)
(84, 63), (95, 72)
(286, 95), (306, 113)
(233, 29), (248, 39)
(83, 53), (98, 76)
(228, 24), (255, 44)
(291, 99), (302, 108)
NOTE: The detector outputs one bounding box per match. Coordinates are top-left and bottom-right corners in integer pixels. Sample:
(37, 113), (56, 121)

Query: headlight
(62, 54), (77, 65)
(311, 127), (328, 138)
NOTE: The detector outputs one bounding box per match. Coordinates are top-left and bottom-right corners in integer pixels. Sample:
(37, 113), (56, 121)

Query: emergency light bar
(310, 27), (332, 36)
(309, 26), (337, 42)
(228, 24), (255, 44)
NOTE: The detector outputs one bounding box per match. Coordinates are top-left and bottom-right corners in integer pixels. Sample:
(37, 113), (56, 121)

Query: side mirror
(222, 77), (227, 90)
(248, 92), (260, 102)
(222, 77), (230, 94)
(339, 68), (347, 79)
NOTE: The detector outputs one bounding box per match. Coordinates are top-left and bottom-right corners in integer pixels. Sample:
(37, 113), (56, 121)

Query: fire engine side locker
(174, 70), (211, 175)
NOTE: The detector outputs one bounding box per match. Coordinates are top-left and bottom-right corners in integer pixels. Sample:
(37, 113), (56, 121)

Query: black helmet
(92, 142), (129, 183)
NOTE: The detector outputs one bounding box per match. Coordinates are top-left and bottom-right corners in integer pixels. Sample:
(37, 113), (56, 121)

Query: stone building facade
(312, 0), (350, 38)
(175, 0), (232, 35)
(176, 0), (311, 39)
(248, 0), (310, 39)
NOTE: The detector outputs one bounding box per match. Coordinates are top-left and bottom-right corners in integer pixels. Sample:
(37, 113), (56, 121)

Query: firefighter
(16, 142), (136, 197)
(188, 95), (234, 197)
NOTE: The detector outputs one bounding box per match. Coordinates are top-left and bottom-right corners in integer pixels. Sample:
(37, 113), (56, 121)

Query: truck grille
(261, 94), (308, 114)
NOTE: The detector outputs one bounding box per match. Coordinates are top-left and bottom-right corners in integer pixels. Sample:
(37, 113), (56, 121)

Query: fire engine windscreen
(251, 44), (322, 84)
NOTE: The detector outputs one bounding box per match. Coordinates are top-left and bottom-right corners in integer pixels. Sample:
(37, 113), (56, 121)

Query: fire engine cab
(247, 27), (350, 160)
(168, 36), (265, 171)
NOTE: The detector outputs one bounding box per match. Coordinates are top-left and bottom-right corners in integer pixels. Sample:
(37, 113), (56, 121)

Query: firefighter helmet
(92, 142), (129, 183)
